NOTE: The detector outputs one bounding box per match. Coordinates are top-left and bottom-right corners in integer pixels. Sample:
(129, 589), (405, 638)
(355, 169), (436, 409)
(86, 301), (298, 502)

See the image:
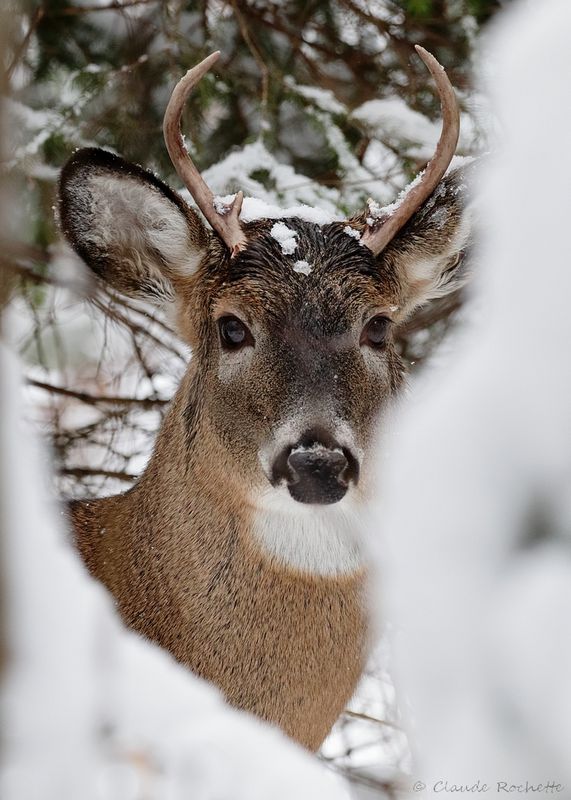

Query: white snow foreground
(0, 345), (348, 800)
(370, 0), (571, 791)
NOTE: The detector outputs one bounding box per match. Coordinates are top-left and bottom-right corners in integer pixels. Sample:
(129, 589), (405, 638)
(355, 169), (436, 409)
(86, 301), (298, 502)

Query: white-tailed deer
(60, 47), (473, 751)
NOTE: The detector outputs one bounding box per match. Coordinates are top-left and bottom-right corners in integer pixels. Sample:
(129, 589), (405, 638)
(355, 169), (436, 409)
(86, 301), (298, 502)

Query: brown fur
(70, 370), (369, 750)
(60, 147), (474, 750)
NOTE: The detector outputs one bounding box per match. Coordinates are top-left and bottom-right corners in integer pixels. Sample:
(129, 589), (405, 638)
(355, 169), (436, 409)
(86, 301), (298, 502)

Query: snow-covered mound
(0, 345), (348, 800)
(369, 0), (571, 789)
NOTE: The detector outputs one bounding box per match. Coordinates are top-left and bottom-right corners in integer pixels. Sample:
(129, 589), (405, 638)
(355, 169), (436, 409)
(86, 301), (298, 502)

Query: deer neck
(70, 369), (370, 751)
(76, 366), (367, 594)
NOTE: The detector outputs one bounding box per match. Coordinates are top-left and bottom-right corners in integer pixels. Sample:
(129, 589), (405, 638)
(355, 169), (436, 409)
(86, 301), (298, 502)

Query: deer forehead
(199, 219), (401, 328)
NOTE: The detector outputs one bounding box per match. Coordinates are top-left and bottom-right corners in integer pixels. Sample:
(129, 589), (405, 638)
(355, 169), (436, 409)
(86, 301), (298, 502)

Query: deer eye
(218, 316), (254, 350)
(360, 315), (391, 349)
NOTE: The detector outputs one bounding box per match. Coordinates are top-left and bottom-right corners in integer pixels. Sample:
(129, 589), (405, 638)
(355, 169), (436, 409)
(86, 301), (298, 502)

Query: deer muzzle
(271, 429), (360, 505)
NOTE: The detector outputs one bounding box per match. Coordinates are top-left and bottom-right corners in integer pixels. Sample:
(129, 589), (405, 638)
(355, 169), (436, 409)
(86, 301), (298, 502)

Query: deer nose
(271, 429), (359, 505)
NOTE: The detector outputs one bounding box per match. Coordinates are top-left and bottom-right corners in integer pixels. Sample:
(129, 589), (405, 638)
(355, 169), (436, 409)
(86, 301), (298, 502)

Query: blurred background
(3, 0), (505, 796)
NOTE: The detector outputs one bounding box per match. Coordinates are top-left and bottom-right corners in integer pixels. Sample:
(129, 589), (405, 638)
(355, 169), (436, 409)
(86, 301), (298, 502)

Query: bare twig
(90, 295), (187, 362)
(321, 759), (405, 798)
(344, 709), (402, 730)
(28, 379), (169, 409)
(62, 467), (136, 482)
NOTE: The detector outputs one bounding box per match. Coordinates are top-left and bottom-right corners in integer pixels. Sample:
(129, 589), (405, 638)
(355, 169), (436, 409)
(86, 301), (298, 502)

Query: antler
(361, 46), (460, 256)
(163, 51), (247, 257)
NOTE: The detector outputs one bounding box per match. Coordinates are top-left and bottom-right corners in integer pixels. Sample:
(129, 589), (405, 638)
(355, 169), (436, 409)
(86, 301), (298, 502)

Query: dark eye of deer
(218, 316), (253, 350)
(361, 315), (390, 349)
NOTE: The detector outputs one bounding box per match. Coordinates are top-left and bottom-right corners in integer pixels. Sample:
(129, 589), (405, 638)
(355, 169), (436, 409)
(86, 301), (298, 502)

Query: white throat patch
(251, 486), (365, 577)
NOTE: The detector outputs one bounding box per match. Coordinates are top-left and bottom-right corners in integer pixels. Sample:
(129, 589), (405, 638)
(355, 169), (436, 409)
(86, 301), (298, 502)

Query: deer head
(59, 49), (473, 537)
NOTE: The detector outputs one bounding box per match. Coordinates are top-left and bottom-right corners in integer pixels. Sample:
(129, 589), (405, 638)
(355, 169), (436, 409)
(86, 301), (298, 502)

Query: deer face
(59, 149), (473, 519)
(194, 219), (402, 509)
(59, 49), (474, 575)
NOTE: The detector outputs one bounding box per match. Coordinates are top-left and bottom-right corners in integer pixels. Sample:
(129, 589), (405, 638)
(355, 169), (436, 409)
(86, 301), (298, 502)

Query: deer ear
(58, 148), (210, 302)
(379, 166), (475, 317)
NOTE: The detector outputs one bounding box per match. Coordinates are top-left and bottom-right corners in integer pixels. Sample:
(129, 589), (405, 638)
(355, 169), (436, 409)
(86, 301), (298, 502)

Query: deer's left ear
(379, 166), (475, 317)
(58, 147), (210, 303)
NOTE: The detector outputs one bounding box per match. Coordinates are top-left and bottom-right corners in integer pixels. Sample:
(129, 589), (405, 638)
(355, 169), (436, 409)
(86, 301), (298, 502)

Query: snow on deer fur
(270, 221), (298, 255)
(0, 345), (348, 800)
(369, 0), (571, 788)
(293, 260), (312, 276)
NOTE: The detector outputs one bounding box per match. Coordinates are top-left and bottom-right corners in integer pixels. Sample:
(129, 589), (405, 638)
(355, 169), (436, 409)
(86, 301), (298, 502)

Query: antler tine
(163, 51), (246, 257)
(361, 46), (461, 256)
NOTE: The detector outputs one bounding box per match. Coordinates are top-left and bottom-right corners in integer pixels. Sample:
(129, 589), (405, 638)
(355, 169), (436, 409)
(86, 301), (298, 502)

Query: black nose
(271, 429), (359, 505)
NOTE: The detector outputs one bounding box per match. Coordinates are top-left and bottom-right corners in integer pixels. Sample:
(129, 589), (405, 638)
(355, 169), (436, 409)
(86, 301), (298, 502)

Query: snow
(0, 344), (349, 800)
(343, 226), (361, 241)
(351, 97), (480, 160)
(293, 260), (312, 276)
(353, 98), (440, 149)
(196, 127), (392, 218)
(5, 98), (61, 167)
(270, 221), (298, 255)
(363, 158), (466, 226)
(172, 102), (479, 234)
(240, 197), (339, 226)
(371, 169), (426, 219)
(365, 198), (383, 222)
(285, 78), (346, 116)
(200, 139), (341, 216)
(213, 194), (233, 215)
(368, 0), (571, 790)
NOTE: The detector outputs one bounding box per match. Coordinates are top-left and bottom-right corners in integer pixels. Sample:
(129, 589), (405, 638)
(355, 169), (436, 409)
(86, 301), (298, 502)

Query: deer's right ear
(58, 147), (210, 302)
